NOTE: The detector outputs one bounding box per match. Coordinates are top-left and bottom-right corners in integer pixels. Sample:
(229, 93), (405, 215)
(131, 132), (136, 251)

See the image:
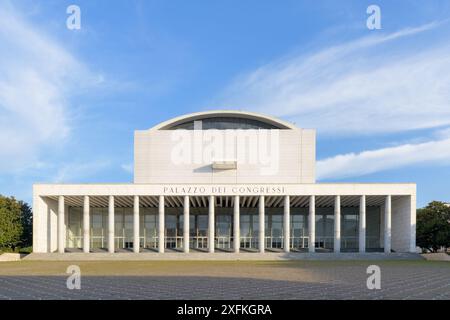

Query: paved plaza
(0, 260), (448, 299)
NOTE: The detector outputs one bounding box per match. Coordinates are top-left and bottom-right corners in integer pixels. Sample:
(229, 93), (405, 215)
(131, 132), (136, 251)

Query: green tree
(416, 201), (450, 253)
(0, 195), (23, 250)
(19, 201), (33, 247)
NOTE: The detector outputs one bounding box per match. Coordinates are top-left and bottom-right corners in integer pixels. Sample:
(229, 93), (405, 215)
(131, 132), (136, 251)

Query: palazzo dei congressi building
(33, 110), (416, 255)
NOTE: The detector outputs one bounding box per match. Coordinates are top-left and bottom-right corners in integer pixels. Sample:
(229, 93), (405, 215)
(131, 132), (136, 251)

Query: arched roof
(150, 110), (298, 130)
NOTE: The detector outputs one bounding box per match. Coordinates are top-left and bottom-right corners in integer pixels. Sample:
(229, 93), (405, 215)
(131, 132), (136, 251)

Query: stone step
(23, 252), (424, 261)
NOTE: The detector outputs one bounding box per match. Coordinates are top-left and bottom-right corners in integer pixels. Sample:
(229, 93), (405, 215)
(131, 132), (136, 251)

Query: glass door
(124, 209), (133, 249)
(91, 208), (107, 250)
(216, 214), (232, 249)
(291, 214), (308, 250)
(142, 212), (158, 249)
(165, 214), (177, 249)
(191, 214), (208, 249)
(266, 214), (283, 249)
(67, 207), (82, 249)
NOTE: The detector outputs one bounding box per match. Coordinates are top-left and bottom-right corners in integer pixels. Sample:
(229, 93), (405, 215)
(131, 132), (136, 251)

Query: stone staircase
(23, 252), (424, 261)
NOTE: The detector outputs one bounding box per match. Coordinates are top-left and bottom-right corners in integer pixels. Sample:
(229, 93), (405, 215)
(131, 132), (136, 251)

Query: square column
(208, 196), (215, 253)
(259, 195), (265, 253)
(108, 195), (115, 253)
(409, 195), (416, 253)
(283, 195), (290, 253)
(83, 196), (90, 253)
(334, 195), (341, 253)
(183, 195), (190, 253)
(158, 196), (165, 253)
(309, 195), (315, 253)
(57, 196), (65, 253)
(359, 195), (366, 253)
(233, 195), (240, 253)
(384, 195), (392, 253)
(133, 195), (140, 253)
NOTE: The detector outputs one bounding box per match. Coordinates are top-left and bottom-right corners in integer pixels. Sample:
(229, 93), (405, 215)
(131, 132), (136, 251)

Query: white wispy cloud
(214, 22), (450, 179)
(216, 22), (450, 135)
(0, 2), (101, 173)
(53, 160), (112, 183)
(317, 135), (450, 180)
(121, 163), (133, 174)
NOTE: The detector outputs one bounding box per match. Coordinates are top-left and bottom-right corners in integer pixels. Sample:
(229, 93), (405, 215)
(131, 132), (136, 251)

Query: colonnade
(56, 195), (392, 254)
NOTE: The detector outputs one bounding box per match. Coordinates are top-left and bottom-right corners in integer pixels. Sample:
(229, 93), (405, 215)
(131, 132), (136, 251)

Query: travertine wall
(392, 195), (416, 252)
(32, 195), (59, 253)
(134, 128), (316, 184)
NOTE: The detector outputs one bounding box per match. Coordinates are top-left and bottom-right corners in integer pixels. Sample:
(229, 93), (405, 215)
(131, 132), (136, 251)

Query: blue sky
(1, 0), (450, 207)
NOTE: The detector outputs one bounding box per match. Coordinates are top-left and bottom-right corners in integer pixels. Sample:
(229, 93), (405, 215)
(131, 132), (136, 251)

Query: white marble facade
(33, 111), (416, 254)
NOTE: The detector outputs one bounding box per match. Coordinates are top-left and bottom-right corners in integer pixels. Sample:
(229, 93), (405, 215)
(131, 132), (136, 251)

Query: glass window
(216, 215), (231, 237)
(366, 207), (381, 248)
(124, 209), (133, 239)
(166, 117), (284, 130)
(189, 215), (195, 236)
(115, 208), (124, 235)
(67, 207), (82, 248)
(165, 214), (177, 237)
(270, 215), (283, 238)
(177, 215), (184, 237)
(144, 213), (157, 237)
(239, 207), (258, 238)
(291, 214), (308, 237)
(196, 215), (208, 237)
(91, 208), (106, 249)
(240, 214), (251, 237)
